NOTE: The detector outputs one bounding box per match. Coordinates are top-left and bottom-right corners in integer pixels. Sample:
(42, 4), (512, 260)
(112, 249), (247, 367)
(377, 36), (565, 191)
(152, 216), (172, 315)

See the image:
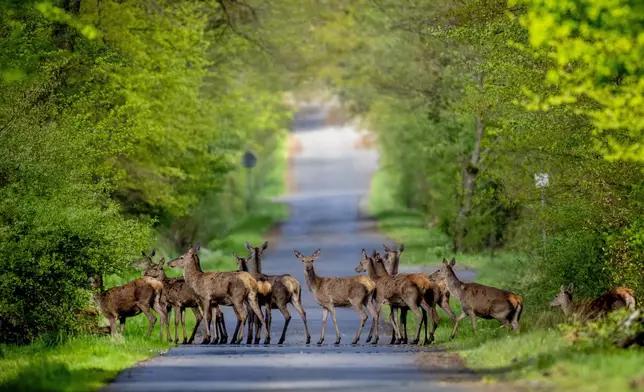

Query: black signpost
(242, 151), (257, 212)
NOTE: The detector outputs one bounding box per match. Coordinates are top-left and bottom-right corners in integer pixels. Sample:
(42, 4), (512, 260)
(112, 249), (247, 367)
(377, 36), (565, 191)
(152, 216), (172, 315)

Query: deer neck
(250, 253), (262, 274)
(238, 260), (249, 272)
(183, 255), (204, 284)
(303, 264), (320, 292)
(444, 267), (464, 298)
(373, 259), (390, 278)
(364, 259), (380, 280)
(389, 253), (400, 275)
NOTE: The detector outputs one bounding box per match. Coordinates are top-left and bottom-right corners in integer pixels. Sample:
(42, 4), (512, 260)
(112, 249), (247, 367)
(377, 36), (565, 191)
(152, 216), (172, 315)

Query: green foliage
(0, 0), (290, 343)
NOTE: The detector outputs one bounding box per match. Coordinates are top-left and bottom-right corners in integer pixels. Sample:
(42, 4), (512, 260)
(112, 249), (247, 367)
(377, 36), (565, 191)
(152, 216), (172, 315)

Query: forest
(1, 0), (643, 389)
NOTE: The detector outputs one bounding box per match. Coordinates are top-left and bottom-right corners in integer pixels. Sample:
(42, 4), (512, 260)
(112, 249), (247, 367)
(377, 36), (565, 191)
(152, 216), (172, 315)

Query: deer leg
(138, 304), (158, 338)
(291, 295), (311, 344)
(231, 305), (243, 345)
(246, 304), (255, 345)
(420, 300), (437, 344)
(451, 311), (468, 340)
(401, 308), (409, 344)
(109, 316), (118, 336)
(470, 312), (478, 334)
(210, 306), (220, 344)
(201, 300), (212, 344)
(187, 306), (202, 344)
(263, 303), (272, 344)
(277, 304), (291, 344)
(367, 299), (379, 345)
(440, 298), (457, 324)
(218, 309), (228, 344)
(318, 307), (329, 345)
(328, 306), (341, 345)
(118, 316), (126, 335)
(247, 294), (269, 344)
(403, 300), (423, 345)
(350, 300), (368, 345)
(389, 307), (398, 344)
(180, 307), (188, 344)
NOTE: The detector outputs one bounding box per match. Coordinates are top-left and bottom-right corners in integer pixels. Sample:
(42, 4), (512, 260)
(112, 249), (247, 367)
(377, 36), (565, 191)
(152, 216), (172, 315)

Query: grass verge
(369, 169), (644, 391)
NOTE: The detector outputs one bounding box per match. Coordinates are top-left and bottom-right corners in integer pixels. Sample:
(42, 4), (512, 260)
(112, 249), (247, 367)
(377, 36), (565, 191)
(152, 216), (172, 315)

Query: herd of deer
(91, 242), (638, 345)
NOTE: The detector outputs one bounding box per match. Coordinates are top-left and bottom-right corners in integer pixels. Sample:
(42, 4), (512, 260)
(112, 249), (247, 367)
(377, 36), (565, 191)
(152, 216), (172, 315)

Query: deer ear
(141, 251), (147, 257)
(150, 248), (156, 257)
(194, 243), (201, 251)
(262, 241), (268, 251)
(567, 283), (574, 293)
(312, 249), (321, 259)
(442, 258), (448, 264)
(449, 257), (456, 266)
(383, 244), (392, 252)
(159, 258), (166, 266)
(399, 243), (404, 253)
(293, 250), (304, 259)
(245, 242), (253, 252)
(361, 249), (367, 259)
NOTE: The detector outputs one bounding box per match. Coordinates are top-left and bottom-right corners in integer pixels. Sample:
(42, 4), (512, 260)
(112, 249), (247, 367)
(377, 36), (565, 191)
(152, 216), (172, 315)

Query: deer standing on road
(294, 249), (377, 344)
(550, 283), (636, 321)
(91, 251), (168, 339)
(137, 255), (210, 344)
(237, 241), (311, 344)
(168, 244), (269, 344)
(357, 250), (436, 344)
(437, 258), (523, 339)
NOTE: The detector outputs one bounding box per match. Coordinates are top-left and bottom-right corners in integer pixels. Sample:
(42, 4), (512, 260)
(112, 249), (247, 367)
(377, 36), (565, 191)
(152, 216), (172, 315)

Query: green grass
(0, 335), (170, 392)
(0, 135), (291, 392)
(369, 169), (644, 391)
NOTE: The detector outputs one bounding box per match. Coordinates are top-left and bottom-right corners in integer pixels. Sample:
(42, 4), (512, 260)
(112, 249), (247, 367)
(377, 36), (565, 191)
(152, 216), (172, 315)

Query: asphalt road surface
(104, 104), (477, 392)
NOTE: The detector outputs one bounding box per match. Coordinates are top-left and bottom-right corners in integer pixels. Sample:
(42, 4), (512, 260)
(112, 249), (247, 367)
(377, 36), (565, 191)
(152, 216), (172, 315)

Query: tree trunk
(454, 74), (485, 252)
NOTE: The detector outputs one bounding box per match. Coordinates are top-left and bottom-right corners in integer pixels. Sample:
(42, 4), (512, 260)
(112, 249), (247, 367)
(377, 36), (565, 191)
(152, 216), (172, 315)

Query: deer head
(144, 258), (166, 280)
(168, 244), (200, 269)
(550, 283), (573, 309)
(132, 248), (156, 270)
(294, 249), (321, 268)
(245, 241), (268, 259)
(355, 249), (372, 273)
(437, 257), (456, 280)
(233, 252), (250, 272)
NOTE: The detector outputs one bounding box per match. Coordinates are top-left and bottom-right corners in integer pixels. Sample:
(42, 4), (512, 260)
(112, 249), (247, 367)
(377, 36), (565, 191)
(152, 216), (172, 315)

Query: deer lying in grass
(168, 244), (269, 344)
(357, 250), (436, 344)
(294, 249), (377, 344)
(237, 241), (311, 344)
(91, 260), (168, 340)
(437, 257), (523, 339)
(550, 283), (636, 322)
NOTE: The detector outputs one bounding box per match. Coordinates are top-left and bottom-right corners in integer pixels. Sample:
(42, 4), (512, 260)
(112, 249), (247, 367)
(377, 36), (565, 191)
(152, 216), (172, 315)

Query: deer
(380, 244), (456, 344)
(237, 241), (311, 344)
(294, 248), (377, 344)
(550, 283), (636, 322)
(356, 250), (437, 345)
(136, 254), (212, 344)
(168, 243), (269, 344)
(90, 250), (168, 340)
(436, 257), (523, 339)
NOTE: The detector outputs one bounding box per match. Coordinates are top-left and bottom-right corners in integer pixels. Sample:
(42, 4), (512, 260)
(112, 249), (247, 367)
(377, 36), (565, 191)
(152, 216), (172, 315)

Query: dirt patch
(417, 351), (524, 391)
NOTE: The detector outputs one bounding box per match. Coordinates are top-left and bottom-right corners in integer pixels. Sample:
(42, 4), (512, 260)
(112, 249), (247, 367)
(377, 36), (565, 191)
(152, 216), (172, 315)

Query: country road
(104, 104), (482, 392)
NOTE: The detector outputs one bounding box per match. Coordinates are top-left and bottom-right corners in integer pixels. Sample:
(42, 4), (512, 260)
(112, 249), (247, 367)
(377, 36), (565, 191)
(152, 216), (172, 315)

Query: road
(104, 104), (478, 392)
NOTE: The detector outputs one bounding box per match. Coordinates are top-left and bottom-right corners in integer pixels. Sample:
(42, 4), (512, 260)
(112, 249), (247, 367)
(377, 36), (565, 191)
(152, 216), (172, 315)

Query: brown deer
(437, 257), (523, 339)
(168, 244), (269, 344)
(138, 257), (212, 344)
(550, 283), (636, 321)
(237, 241), (311, 344)
(294, 249), (377, 344)
(91, 267), (168, 340)
(381, 244), (456, 344)
(356, 250), (436, 344)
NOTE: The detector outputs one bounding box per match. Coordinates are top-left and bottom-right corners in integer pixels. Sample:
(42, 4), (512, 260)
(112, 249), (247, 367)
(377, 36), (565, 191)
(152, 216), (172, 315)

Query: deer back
(316, 275), (375, 306)
(99, 277), (160, 317)
(459, 282), (522, 318)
